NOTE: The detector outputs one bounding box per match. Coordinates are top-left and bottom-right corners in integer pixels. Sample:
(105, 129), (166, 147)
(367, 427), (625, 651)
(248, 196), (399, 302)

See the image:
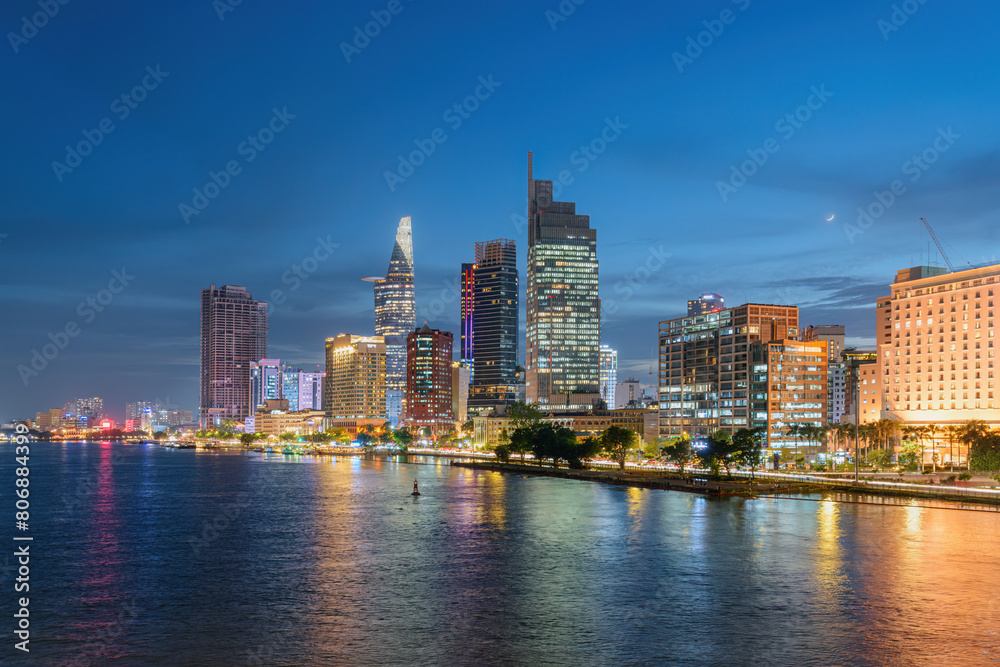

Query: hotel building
(324, 335), (386, 421)
(878, 264), (1000, 461)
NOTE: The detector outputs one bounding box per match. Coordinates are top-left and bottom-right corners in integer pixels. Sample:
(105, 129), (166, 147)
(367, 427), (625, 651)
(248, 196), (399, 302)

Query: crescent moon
(826, 214), (835, 222)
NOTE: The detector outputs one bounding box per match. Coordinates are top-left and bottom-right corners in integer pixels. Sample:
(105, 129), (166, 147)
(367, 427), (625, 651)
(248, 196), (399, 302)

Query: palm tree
(924, 424), (941, 471)
(943, 425), (961, 469)
(787, 424), (801, 466)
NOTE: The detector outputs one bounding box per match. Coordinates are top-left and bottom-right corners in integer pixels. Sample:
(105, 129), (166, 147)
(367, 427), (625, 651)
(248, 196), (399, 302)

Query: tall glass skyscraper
(200, 284), (268, 427)
(461, 239), (519, 410)
(363, 216), (415, 425)
(250, 358), (282, 410)
(525, 153), (600, 410)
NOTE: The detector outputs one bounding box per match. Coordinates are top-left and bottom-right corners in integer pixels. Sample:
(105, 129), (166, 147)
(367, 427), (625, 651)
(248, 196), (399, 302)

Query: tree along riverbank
(452, 461), (1000, 506)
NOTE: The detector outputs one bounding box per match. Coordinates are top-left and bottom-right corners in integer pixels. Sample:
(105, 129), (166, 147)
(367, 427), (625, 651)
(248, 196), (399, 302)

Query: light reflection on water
(9, 444), (1000, 665)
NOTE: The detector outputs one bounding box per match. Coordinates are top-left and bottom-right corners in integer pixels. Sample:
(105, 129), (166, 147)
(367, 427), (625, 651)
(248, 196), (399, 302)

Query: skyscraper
(462, 239), (519, 410)
(363, 216), (416, 426)
(65, 397), (103, 427)
(599, 344), (618, 408)
(403, 325), (455, 437)
(200, 284), (268, 427)
(525, 153), (600, 411)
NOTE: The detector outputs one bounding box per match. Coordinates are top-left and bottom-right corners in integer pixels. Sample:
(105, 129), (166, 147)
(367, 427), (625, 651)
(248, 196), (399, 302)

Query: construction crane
(920, 217), (955, 272)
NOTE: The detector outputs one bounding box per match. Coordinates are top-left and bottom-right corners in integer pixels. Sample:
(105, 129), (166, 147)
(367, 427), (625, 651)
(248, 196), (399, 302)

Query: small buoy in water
(412, 479), (421, 496)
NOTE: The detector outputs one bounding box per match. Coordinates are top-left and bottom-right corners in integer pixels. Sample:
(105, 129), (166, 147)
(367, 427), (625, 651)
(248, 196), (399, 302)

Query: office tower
(462, 239), (519, 410)
(802, 325), (847, 423)
(452, 361), (470, 424)
(325, 334), (386, 419)
(750, 339), (828, 458)
(878, 263), (1000, 463)
(200, 284), (268, 427)
(658, 303), (799, 439)
(460, 262), (475, 368)
(525, 152), (600, 410)
(615, 378), (642, 409)
(599, 345), (618, 408)
(688, 293), (726, 316)
(363, 216), (416, 426)
(250, 359), (282, 410)
(403, 325), (455, 437)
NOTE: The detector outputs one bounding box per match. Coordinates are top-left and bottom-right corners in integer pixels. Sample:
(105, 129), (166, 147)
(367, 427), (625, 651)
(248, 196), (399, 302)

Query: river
(4, 441), (999, 665)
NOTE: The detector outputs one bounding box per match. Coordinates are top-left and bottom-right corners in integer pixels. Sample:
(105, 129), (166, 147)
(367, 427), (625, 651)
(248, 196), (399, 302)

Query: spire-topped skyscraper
(363, 216), (416, 425)
(525, 153), (600, 410)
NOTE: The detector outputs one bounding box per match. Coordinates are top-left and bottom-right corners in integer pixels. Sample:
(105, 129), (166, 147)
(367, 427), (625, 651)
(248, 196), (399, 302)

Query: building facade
(658, 303), (799, 439)
(750, 339), (828, 458)
(404, 325), (455, 436)
(363, 216), (416, 426)
(462, 239), (519, 410)
(525, 152), (600, 411)
(452, 361), (470, 424)
(281, 367), (325, 412)
(878, 264), (1000, 441)
(802, 324), (847, 423)
(200, 285), (268, 427)
(599, 344), (618, 408)
(688, 293), (725, 316)
(250, 359), (282, 411)
(324, 335), (386, 420)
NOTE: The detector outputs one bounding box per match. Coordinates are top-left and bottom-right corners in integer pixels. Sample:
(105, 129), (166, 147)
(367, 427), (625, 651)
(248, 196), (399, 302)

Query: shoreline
(452, 461), (1000, 507)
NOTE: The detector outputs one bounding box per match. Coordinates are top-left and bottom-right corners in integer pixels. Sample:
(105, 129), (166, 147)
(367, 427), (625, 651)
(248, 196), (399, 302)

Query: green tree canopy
(601, 425), (637, 470)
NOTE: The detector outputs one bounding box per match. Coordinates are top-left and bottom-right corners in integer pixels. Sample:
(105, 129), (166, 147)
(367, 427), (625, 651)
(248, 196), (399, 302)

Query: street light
(853, 365), (859, 483)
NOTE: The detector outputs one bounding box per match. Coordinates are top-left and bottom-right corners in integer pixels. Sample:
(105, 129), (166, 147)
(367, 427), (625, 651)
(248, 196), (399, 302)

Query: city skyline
(4, 1), (1000, 421)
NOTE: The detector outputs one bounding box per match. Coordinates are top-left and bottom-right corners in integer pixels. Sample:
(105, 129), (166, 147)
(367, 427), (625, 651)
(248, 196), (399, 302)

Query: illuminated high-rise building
(281, 367), (325, 412)
(65, 397), (103, 427)
(403, 325), (455, 437)
(878, 263), (1000, 465)
(250, 358), (282, 410)
(324, 334), (386, 419)
(688, 293), (726, 316)
(200, 284), (268, 427)
(462, 239), (519, 410)
(599, 344), (618, 408)
(363, 216), (415, 426)
(658, 303), (799, 439)
(525, 153), (601, 411)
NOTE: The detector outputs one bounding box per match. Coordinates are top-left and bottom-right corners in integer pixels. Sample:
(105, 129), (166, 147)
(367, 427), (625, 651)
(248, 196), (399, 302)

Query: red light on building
(101, 419), (114, 430)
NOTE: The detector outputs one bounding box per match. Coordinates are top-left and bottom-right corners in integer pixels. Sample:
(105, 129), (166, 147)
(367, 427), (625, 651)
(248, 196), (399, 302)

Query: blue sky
(2, 0), (999, 420)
